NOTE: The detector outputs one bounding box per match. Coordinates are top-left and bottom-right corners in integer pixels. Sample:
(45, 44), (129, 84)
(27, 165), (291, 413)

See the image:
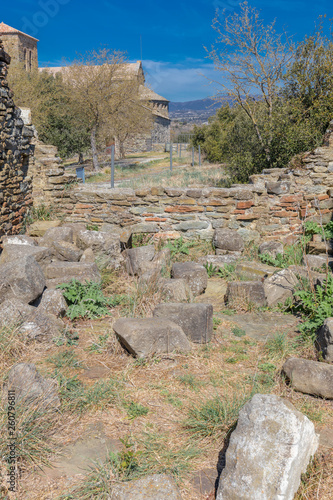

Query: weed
(53, 330), (79, 347)
(0, 325), (27, 368)
(222, 309), (236, 316)
(47, 350), (81, 369)
(86, 224), (99, 231)
(232, 326), (246, 337)
(217, 264), (237, 280)
(165, 236), (195, 258)
(132, 233), (153, 247)
(161, 390), (184, 408)
(87, 333), (110, 353)
(213, 316), (222, 330)
(264, 333), (294, 360)
(204, 262), (218, 277)
(58, 279), (124, 320)
(259, 362), (277, 373)
(184, 394), (248, 439)
(125, 401), (149, 420)
(178, 373), (205, 391)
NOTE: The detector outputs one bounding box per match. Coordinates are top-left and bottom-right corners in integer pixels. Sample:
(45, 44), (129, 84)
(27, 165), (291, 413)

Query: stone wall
(1, 33), (38, 71)
(0, 40), (34, 239)
(53, 122), (333, 244)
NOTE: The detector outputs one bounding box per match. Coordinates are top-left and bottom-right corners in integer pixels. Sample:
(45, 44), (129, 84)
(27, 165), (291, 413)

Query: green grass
(178, 373), (205, 391)
(125, 401), (149, 420)
(47, 350), (82, 369)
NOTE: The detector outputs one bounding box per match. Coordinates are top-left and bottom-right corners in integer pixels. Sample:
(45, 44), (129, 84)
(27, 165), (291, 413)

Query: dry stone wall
(0, 40), (34, 238)
(55, 126), (333, 244)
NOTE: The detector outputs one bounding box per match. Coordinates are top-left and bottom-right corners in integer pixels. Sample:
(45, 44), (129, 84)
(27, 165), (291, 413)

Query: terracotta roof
(0, 22), (39, 41)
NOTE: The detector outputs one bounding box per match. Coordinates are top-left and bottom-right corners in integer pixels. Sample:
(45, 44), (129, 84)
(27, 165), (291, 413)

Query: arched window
(28, 50), (32, 71)
(24, 49), (27, 70)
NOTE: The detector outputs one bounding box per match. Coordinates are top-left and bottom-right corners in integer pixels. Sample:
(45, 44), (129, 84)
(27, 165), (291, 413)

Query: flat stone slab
(194, 279), (228, 311)
(235, 261), (279, 280)
(110, 474), (182, 499)
(226, 312), (298, 341)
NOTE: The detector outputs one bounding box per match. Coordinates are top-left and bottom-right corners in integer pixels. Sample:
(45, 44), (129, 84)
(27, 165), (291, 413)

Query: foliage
(165, 237), (195, 258)
(125, 401), (149, 420)
(58, 279), (125, 320)
(232, 326), (246, 337)
(259, 243), (303, 268)
(217, 264), (237, 279)
(291, 274), (333, 339)
(304, 220), (333, 240)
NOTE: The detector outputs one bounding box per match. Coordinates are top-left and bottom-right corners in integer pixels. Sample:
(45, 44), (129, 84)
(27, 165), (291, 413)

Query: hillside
(169, 97), (232, 122)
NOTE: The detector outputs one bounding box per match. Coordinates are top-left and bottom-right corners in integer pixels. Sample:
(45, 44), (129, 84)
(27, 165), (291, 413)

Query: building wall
(1, 33), (38, 70)
(0, 40), (34, 239)
(152, 115), (171, 144)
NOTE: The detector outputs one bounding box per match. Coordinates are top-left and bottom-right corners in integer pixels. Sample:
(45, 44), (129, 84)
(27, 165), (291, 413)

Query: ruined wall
(0, 40), (34, 238)
(54, 121), (333, 244)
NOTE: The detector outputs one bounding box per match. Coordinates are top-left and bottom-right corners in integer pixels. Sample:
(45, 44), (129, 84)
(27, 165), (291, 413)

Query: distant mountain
(169, 97), (233, 122)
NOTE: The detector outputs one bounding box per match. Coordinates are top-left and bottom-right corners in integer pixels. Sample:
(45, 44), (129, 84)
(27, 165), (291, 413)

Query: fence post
(199, 145), (201, 167)
(192, 146), (194, 166)
(111, 145), (115, 188)
(170, 143), (173, 173)
(179, 144), (182, 158)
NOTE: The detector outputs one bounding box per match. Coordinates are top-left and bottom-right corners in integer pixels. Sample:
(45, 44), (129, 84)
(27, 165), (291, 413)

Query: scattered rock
(171, 262), (208, 296)
(226, 281), (267, 307)
(235, 261), (278, 280)
(43, 261), (101, 288)
(153, 303), (213, 343)
(160, 278), (192, 302)
(0, 244), (53, 266)
(283, 357), (333, 399)
(39, 226), (74, 246)
(303, 254), (333, 271)
(213, 228), (244, 252)
(76, 230), (122, 269)
(80, 247), (95, 263)
(317, 318), (333, 362)
(0, 256), (46, 304)
(197, 254), (240, 267)
(52, 241), (83, 262)
(28, 220), (61, 237)
(264, 268), (298, 306)
(62, 222), (87, 244)
(229, 311), (297, 341)
(307, 240), (333, 255)
(110, 474), (182, 500)
(216, 394), (319, 500)
(37, 289), (68, 318)
(123, 245), (155, 276)
(6, 363), (60, 409)
(113, 318), (191, 358)
(2, 235), (37, 246)
(259, 241), (284, 258)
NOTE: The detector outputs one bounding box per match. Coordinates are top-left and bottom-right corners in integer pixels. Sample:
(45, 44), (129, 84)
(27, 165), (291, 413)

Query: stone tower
(0, 22), (38, 71)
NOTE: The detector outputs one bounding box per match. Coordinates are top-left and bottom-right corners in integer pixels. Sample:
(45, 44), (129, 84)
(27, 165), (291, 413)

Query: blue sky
(1, 0), (332, 101)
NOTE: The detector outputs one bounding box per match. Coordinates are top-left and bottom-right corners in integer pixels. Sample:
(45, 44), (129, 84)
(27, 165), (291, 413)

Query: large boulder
(52, 241), (83, 262)
(226, 281), (267, 308)
(303, 254), (333, 271)
(110, 474), (182, 500)
(259, 241), (284, 258)
(113, 318), (191, 358)
(283, 357), (333, 399)
(0, 298), (63, 340)
(153, 303), (213, 343)
(76, 230), (122, 269)
(160, 278), (192, 302)
(124, 245), (156, 276)
(43, 262), (101, 288)
(36, 289), (68, 318)
(316, 318), (333, 362)
(6, 364), (60, 409)
(0, 256), (45, 304)
(2, 235), (37, 246)
(235, 261), (278, 280)
(39, 226), (74, 246)
(0, 244), (53, 266)
(264, 268), (298, 307)
(28, 220), (61, 237)
(171, 262), (208, 296)
(216, 394), (319, 500)
(213, 228), (244, 252)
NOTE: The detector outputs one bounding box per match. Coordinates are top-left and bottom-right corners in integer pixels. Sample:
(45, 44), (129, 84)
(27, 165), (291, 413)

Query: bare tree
(206, 2), (294, 165)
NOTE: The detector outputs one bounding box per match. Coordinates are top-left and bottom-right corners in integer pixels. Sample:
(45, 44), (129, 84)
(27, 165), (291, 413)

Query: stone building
(0, 22), (38, 71)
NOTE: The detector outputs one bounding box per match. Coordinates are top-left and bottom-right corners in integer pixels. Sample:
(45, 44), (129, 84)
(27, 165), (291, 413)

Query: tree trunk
(91, 126), (99, 171)
(119, 140), (125, 159)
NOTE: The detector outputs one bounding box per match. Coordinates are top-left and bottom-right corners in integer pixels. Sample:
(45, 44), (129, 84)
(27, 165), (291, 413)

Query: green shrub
(58, 279), (125, 320)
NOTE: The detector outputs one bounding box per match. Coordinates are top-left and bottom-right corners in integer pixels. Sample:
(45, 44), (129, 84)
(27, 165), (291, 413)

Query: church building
(0, 22), (38, 71)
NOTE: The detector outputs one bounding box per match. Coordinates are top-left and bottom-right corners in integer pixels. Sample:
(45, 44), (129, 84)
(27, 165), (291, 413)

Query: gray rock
(259, 241), (284, 258)
(80, 247), (96, 263)
(197, 254), (240, 267)
(216, 394), (319, 500)
(0, 298), (63, 340)
(153, 303), (213, 343)
(2, 235), (37, 246)
(317, 318), (333, 362)
(52, 241), (83, 262)
(39, 226), (74, 246)
(159, 278), (192, 302)
(43, 262), (101, 288)
(307, 240), (333, 255)
(226, 281), (267, 307)
(62, 222), (87, 244)
(303, 254), (333, 271)
(124, 245), (156, 276)
(113, 318), (191, 358)
(213, 228), (244, 252)
(37, 289), (68, 318)
(266, 181), (290, 195)
(0, 244), (53, 266)
(76, 230), (122, 269)
(171, 262), (208, 296)
(283, 357), (333, 399)
(237, 229), (260, 244)
(235, 261), (278, 280)
(110, 474), (182, 500)
(6, 364), (60, 409)
(28, 220), (61, 237)
(0, 256), (46, 304)
(264, 268), (298, 306)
